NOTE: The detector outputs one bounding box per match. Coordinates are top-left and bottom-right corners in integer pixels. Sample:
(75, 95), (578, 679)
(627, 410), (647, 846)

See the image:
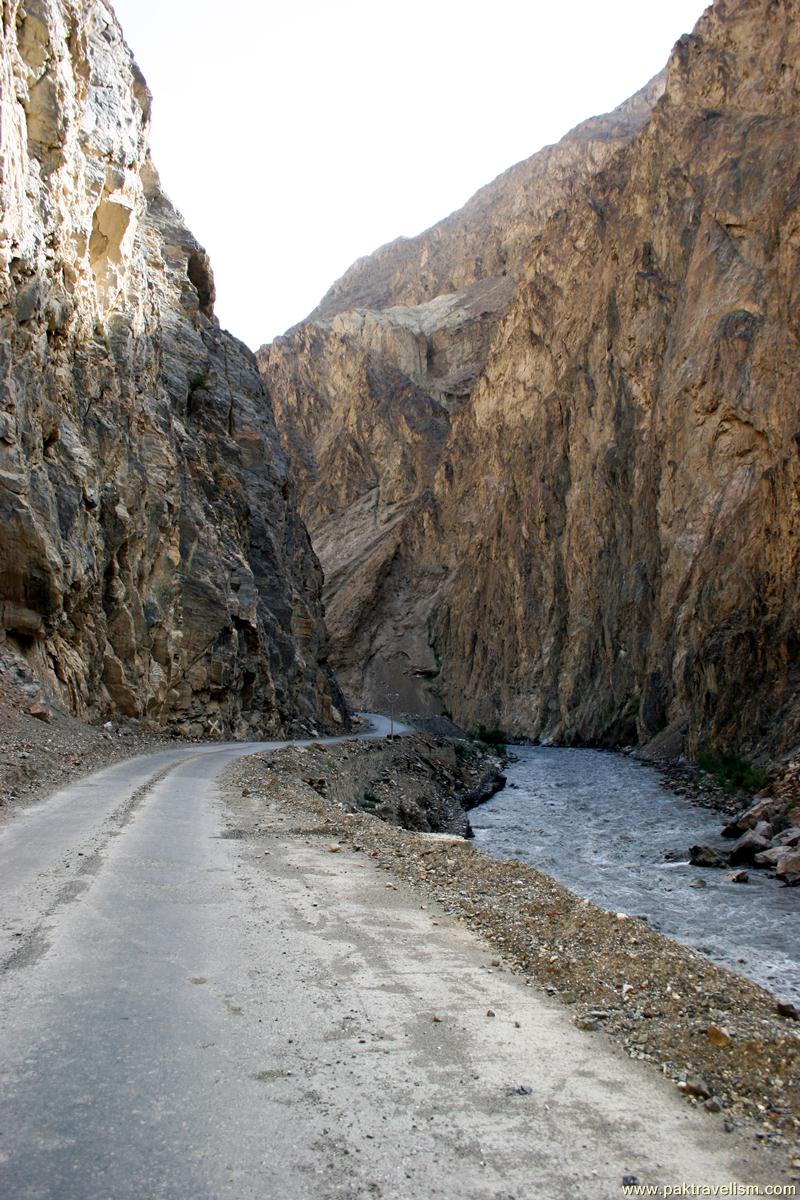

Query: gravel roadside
(227, 739), (800, 1176)
(0, 649), (176, 825)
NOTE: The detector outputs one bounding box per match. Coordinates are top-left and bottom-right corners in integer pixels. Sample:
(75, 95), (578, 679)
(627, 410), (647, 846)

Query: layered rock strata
(0, 0), (344, 736)
(264, 0), (800, 762)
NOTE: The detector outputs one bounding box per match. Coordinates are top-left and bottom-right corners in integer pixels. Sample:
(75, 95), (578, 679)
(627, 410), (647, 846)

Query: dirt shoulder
(227, 739), (800, 1172)
(0, 649), (175, 825)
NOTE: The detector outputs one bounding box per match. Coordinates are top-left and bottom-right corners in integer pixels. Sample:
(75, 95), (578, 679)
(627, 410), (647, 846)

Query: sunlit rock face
(261, 77), (662, 717)
(0, 0), (344, 737)
(265, 0), (799, 760)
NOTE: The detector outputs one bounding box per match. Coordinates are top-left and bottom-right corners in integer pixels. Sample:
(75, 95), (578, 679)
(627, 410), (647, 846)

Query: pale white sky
(112, 1), (709, 349)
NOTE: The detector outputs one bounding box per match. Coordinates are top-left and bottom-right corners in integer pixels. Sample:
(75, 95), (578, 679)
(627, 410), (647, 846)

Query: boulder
(689, 845), (728, 868)
(754, 846), (789, 867)
(729, 829), (773, 866)
(776, 850), (800, 885)
(722, 798), (783, 839)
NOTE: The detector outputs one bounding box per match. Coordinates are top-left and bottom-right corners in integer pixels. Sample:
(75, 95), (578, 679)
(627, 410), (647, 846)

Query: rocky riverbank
(227, 744), (800, 1170)
(637, 741), (800, 887)
(689, 773), (800, 888)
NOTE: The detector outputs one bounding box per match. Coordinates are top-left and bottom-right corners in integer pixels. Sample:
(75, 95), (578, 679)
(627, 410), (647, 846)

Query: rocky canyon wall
(261, 77), (664, 713)
(264, 0), (800, 762)
(0, 0), (344, 736)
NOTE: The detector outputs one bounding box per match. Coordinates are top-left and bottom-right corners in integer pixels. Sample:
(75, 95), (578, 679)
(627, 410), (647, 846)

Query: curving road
(0, 714), (401, 974)
(0, 715), (773, 1197)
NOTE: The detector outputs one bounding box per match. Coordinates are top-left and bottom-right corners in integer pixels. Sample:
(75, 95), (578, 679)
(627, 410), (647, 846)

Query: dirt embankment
(228, 740), (800, 1170)
(248, 734), (505, 837)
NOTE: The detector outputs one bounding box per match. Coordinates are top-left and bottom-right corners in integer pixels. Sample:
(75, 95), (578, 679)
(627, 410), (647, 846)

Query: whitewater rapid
(471, 746), (800, 1004)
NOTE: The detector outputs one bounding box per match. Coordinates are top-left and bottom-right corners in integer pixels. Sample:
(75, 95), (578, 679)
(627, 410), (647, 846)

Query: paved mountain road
(0, 717), (777, 1197)
(0, 718), (399, 973)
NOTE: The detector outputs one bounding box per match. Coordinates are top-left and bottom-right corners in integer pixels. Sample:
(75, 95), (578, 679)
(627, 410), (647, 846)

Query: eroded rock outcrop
(265, 0), (799, 762)
(0, 0), (344, 736)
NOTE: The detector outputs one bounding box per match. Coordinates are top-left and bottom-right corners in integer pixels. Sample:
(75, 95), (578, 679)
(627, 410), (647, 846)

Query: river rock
(754, 847), (789, 867)
(776, 851), (800, 885)
(721, 798), (784, 839)
(729, 830), (773, 866)
(689, 845), (728, 869)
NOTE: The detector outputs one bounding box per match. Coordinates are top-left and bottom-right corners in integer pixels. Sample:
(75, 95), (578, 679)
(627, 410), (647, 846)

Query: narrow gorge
(1, 2), (799, 1195)
(262, 0), (800, 767)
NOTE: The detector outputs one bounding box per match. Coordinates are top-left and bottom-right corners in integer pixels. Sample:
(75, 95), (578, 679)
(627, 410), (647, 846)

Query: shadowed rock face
(0, 0), (344, 737)
(265, 0), (800, 761)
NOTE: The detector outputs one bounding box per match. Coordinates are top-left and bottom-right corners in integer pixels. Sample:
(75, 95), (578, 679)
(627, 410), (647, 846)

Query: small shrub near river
(698, 751), (769, 794)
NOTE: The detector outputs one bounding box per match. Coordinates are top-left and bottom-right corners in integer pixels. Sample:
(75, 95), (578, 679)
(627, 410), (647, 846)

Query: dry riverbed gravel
(227, 738), (800, 1173)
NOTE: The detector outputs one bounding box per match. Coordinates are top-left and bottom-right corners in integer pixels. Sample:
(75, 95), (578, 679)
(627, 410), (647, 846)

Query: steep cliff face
(0, 0), (344, 736)
(261, 285), (509, 709)
(261, 78), (664, 712)
(266, 0), (800, 761)
(434, 0), (800, 759)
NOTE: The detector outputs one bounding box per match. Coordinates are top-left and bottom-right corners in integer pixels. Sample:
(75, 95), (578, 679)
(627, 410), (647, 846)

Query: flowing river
(470, 745), (800, 1005)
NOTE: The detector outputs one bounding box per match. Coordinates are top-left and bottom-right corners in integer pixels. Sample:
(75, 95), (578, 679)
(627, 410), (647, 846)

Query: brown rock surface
(261, 77), (663, 714)
(264, 0), (800, 760)
(0, 1), (344, 737)
(261, 324), (454, 711)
